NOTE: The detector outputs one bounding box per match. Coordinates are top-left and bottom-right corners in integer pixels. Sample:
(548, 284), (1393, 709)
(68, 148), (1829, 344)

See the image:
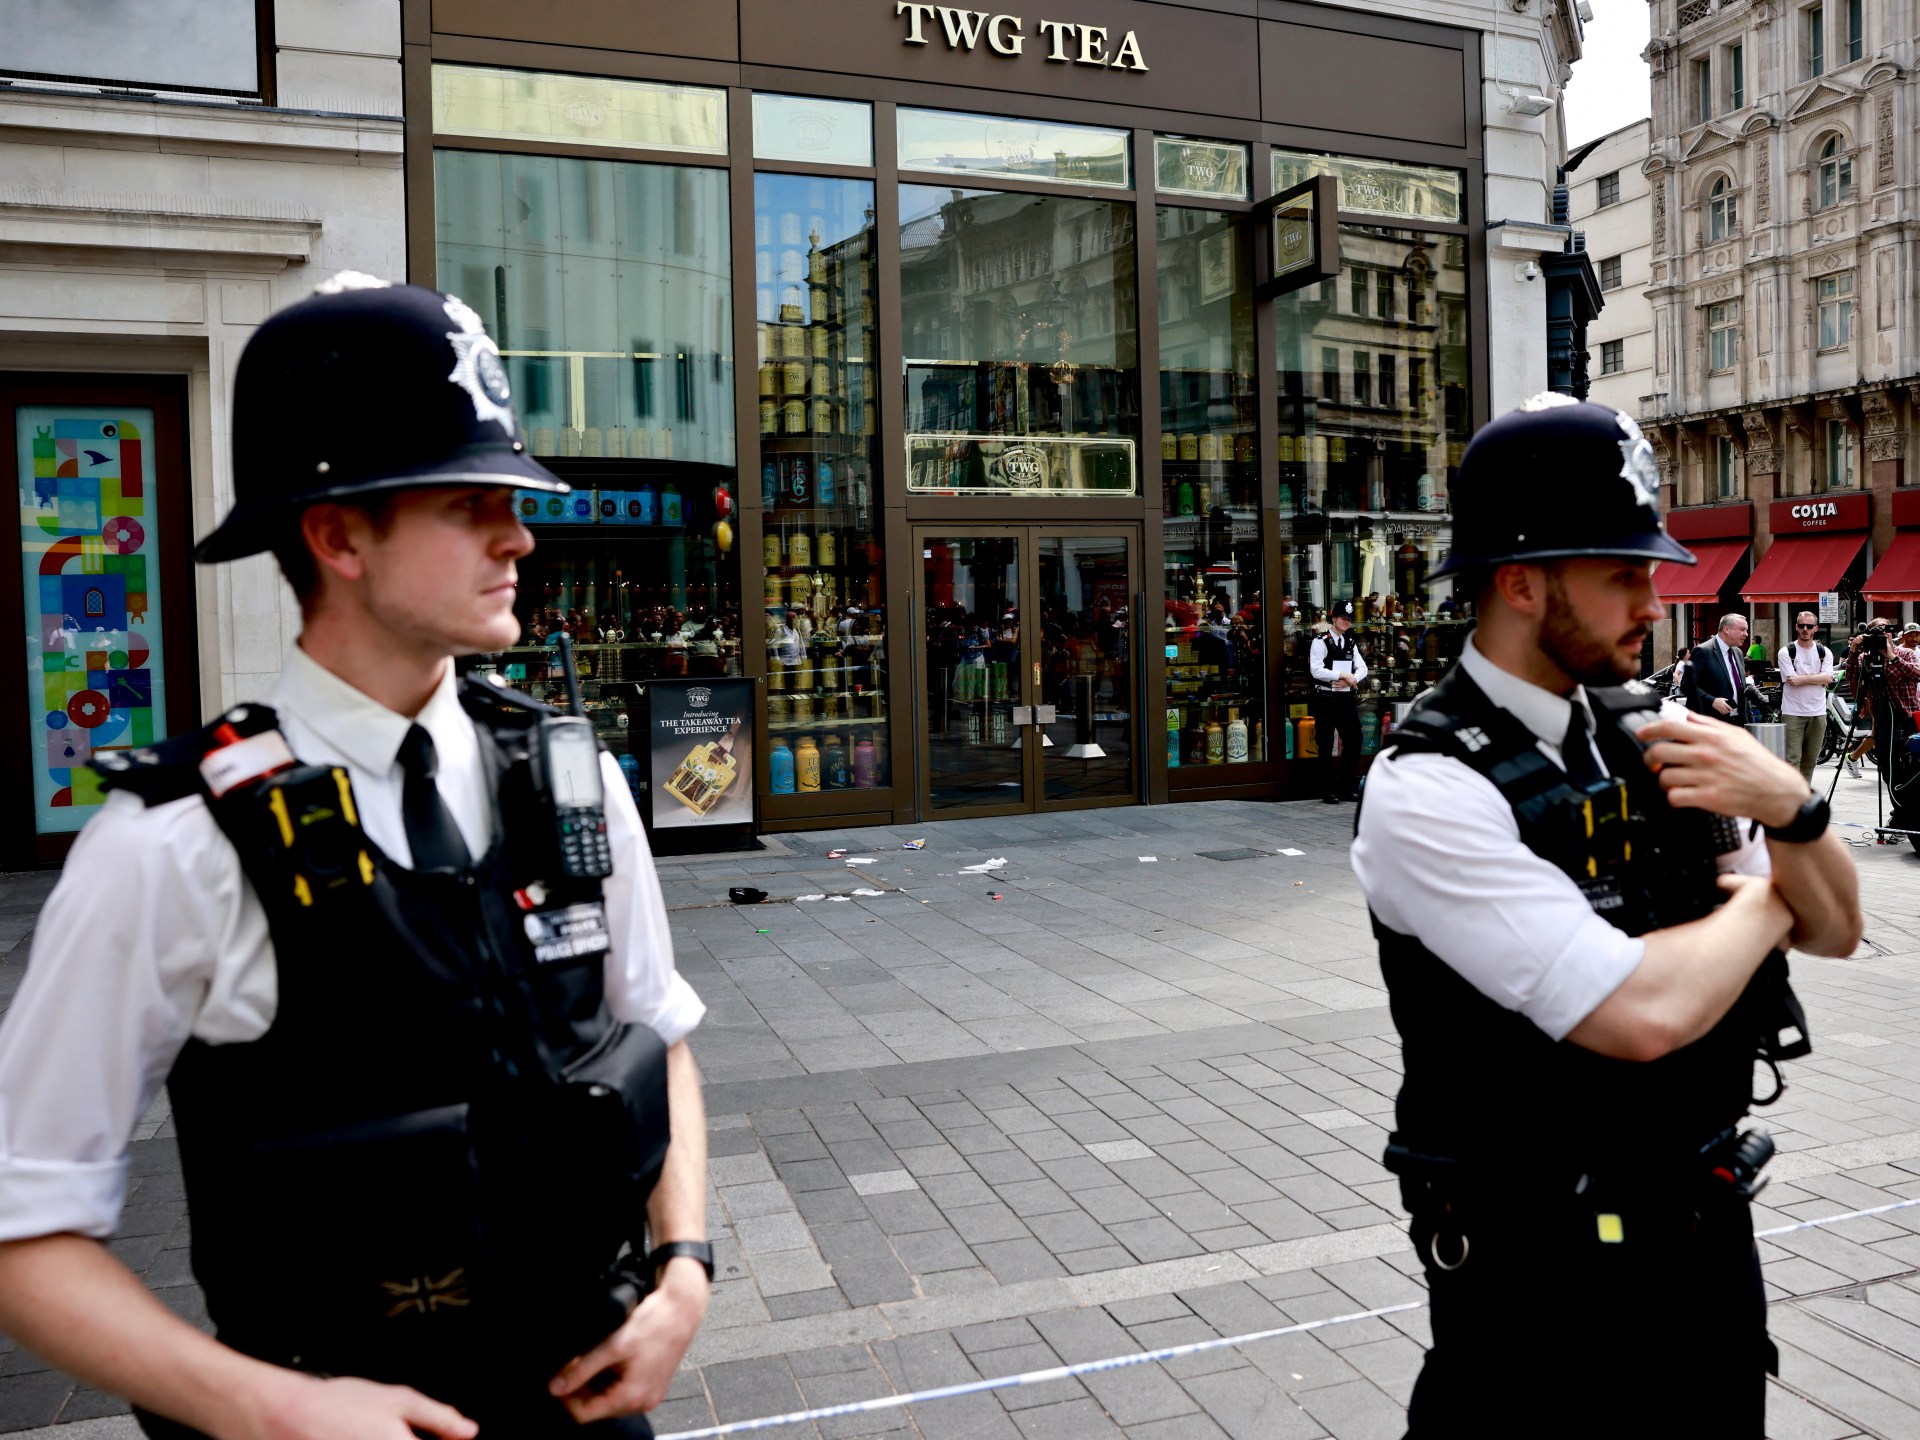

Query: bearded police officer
(1353, 395), (1860, 1436)
(0, 277), (712, 1440)
(1308, 600), (1367, 803)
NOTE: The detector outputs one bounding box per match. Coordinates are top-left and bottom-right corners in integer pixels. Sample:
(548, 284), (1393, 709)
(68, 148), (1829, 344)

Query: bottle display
(794, 735), (822, 792)
(758, 172), (890, 801)
(1226, 707), (1248, 763)
(769, 738), (796, 794)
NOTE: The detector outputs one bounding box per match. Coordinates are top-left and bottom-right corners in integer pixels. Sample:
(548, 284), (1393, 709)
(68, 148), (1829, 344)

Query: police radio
(535, 635), (613, 880)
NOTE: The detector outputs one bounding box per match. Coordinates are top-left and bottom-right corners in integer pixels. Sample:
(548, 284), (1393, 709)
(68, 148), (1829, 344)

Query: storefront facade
(404, 0), (1492, 834)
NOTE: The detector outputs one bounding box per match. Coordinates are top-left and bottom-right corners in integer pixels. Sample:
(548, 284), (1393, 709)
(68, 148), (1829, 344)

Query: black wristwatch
(648, 1240), (715, 1284)
(1763, 793), (1829, 845)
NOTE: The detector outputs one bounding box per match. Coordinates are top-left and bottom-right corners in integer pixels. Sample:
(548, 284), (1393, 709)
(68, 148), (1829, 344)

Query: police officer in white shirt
(1353, 395), (1860, 1436)
(1777, 611), (1836, 785)
(0, 277), (711, 1440)
(1308, 600), (1368, 803)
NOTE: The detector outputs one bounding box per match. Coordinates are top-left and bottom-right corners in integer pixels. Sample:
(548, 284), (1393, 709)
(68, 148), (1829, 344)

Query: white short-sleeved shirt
(1777, 642), (1834, 718)
(0, 646), (703, 1243)
(1353, 639), (1768, 1043)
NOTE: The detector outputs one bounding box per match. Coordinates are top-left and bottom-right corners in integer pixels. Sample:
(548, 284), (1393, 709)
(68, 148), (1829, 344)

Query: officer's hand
(1635, 713), (1808, 828)
(548, 1258), (709, 1424)
(253, 1375), (476, 1440)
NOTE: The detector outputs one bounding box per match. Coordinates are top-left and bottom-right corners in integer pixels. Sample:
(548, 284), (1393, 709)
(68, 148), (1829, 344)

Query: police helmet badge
(442, 294), (516, 437)
(1613, 412), (1661, 510)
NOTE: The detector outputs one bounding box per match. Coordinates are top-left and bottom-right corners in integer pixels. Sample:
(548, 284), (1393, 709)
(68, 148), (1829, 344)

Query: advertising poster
(646, 678), (755, 835)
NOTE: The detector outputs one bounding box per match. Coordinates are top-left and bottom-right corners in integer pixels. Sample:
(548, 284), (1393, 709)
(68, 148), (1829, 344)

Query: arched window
(1816, 136), (1853, 210)
(1708, 176), (1738, 241)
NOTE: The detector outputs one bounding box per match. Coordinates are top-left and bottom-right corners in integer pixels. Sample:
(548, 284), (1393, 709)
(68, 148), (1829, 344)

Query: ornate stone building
(1641, 0), (1919, 664)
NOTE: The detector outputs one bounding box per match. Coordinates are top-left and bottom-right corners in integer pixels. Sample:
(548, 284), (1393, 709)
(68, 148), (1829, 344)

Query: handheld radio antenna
(556, 633), (586, 717)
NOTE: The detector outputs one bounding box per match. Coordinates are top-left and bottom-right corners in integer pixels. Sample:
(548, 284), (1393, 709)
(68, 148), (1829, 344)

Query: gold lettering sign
(896, 4), (1149, 72)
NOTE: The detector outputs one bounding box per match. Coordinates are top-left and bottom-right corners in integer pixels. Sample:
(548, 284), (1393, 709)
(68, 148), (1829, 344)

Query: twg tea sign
(895, 3), (1150, 71)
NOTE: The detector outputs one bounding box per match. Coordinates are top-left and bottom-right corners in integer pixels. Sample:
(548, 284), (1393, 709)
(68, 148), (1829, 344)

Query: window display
(756, 174), (891, 796)
(901, 185), (1140, 494)
(1155, 207), (1265, 768)
(1273, 218), (1474, 756)
(437, 148), (741, 784)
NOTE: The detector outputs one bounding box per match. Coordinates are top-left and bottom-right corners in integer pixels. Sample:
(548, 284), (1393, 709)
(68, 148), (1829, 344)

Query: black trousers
(1403, 1189), (1772, 1437)
(1310, 690), (1362, 798)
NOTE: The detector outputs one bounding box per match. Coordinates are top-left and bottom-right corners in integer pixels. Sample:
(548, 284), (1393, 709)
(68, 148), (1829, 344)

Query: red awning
(1740, 533), (1868, 601)
(1653, 539), (1747, 604)
(1864, 530), (1920, 601)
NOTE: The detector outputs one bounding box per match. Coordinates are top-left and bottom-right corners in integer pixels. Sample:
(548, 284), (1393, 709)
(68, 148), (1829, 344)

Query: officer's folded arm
(1354, 750), (1849, 1067)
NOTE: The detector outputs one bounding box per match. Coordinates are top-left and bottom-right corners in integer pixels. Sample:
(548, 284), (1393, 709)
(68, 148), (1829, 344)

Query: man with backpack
(1778, 610), (1836, 785)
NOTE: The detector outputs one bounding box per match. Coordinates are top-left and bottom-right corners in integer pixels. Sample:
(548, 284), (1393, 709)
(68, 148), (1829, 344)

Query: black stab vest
(1316, 632), (1358, 691)
(1370, 666), (1804, 1190)
(100, 678), (666, 1425)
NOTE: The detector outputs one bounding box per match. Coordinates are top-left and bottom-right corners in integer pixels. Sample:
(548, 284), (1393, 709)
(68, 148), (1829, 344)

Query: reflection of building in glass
(901, 187), (1141, 493)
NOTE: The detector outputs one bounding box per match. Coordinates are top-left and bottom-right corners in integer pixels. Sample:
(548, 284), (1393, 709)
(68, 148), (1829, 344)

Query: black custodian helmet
(195, 273), (567, 562)
(1430, 393), (1695, 581)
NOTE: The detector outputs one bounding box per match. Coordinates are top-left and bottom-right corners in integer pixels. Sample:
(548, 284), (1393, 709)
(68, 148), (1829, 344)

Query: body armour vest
(1370, 666), (1808, 1191)
(98, 677), (668, 1426)
(1317, 633), (1357, 689)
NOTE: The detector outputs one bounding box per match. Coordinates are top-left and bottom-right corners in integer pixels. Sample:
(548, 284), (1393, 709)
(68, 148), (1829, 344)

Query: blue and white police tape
(655, 1194), (1920, 1440)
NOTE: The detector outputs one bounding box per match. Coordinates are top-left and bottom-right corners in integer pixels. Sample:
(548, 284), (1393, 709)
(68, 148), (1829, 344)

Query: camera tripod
(1823, 660), (1920, 850)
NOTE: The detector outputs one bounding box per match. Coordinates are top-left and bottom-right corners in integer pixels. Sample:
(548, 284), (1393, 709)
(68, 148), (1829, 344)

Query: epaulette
(1586, 678), (1663, 727)
(458, 671), (560, 732)
(89, 703), (281, 806)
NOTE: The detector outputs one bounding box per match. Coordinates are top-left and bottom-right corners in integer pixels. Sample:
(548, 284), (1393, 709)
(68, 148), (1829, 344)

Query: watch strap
(648, 1239), (715, 1283)
(1763, 793), (1829, 845)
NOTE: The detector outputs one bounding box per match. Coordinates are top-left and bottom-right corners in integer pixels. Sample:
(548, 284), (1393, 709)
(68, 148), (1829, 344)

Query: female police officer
(1353, 395), (1860, 1435)
(0, 276), (711, 1440)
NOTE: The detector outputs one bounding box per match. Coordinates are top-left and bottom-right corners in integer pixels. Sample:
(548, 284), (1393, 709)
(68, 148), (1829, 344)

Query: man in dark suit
(1685, 612), (1758, 725)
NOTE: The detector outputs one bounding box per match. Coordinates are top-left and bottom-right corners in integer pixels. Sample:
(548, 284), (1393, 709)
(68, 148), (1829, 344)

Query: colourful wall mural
(16, 406), (167, 835)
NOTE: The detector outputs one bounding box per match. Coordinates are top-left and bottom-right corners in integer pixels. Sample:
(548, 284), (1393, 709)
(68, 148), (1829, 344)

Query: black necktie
(398, 724), (471, 872)
(1561, 702), (1606, 791)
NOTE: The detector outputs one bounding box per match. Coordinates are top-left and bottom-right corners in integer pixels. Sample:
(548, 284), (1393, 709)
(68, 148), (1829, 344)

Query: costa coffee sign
(1771, 493), (1870, 534)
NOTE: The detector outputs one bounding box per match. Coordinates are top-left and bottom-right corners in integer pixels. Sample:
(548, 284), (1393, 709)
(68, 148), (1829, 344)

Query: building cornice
(0, 89), (402, 164)
(0, 187), (319, 267)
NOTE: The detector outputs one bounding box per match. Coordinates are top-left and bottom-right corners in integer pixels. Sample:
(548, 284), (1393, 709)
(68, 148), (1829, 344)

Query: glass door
(918, 527), (1137, 817)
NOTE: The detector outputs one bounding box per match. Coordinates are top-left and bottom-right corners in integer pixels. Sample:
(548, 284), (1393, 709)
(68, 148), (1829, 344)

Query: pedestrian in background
(1777, 610), (1835, 786)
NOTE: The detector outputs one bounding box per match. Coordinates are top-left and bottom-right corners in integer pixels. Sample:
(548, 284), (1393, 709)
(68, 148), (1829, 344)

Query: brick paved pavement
(2, 755), (1918, 1439)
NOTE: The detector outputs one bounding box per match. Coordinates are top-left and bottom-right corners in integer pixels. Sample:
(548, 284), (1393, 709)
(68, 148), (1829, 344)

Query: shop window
(1709, 177), (1738, 241)
(901, 185), (1139, 494)
(1600, 339), (1624, 375)
(1271, 151), (1463, 224)
(1599, 255), (1622, 291)
(752, 94), (873, 168)
(436, 150), (741, 771)
(1596, 171), (1621, 209)
(1806, 4), (1826, 78)
(1817, 272), (1853, 349)
(897, 108), (1130, 188)
(1273, 223), (1474, 754)
(1153, 137), (1250, 201)
(1815, 136), (1852, 210)
(1708, 301), (1739, 372)
(432, 65), (727, 155)
(1825, 421), (1855, 489)
(754, 173), (889, 797)
(1157, 207), (1265, 769)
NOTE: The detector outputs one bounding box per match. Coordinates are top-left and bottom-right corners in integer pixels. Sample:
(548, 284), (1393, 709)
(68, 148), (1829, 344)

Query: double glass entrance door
(920, 527), (1137, 815)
